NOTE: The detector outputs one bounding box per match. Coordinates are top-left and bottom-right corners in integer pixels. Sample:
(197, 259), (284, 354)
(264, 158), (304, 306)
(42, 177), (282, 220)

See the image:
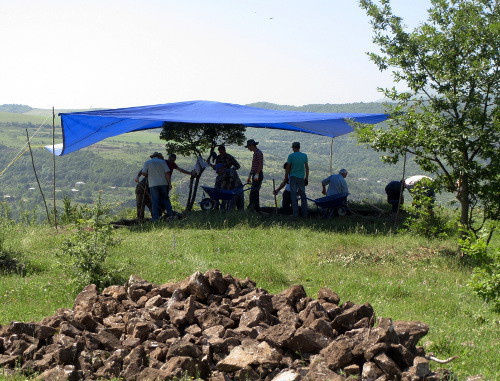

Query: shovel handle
(272, 179), (278, 213)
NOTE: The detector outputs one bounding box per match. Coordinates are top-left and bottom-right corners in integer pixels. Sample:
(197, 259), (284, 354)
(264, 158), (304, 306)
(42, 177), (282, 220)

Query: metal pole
(26, 129), (51, 224)
(52, 107), (58, 229)
(329, 137), (334, 175)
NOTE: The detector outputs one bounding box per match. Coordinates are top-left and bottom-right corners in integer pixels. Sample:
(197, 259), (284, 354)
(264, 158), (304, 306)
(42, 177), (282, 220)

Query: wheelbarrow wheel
(337, 207), (347, 216)
(200, 198), (216, 211)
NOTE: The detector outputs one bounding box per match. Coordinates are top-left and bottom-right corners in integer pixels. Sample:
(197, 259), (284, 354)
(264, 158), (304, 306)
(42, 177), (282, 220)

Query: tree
(357, 0), (499, 235)
(160, 122), (246, 211)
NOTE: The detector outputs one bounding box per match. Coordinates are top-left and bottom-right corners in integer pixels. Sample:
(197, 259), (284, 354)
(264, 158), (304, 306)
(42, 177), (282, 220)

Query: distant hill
(0, 111), (60, 125)
(247, 101), (389, 113)
(0, 104), (33, 113)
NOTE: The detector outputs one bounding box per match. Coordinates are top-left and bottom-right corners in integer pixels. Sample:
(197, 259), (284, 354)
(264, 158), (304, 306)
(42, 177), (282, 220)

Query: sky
(0, 0), (431, 109)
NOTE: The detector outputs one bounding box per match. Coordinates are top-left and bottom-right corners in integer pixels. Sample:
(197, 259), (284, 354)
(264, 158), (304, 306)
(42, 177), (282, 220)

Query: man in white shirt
(141, 152), (171, 221)
(405, 175), (435, 207)
(322, 169), (349, 197)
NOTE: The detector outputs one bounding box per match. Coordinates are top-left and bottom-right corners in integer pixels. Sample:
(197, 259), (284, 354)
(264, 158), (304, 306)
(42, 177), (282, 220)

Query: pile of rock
(0, 270), (444, 380)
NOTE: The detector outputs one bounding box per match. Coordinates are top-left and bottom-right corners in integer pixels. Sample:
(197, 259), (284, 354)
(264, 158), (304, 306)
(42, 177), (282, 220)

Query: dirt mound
(0, 270), (446, 380)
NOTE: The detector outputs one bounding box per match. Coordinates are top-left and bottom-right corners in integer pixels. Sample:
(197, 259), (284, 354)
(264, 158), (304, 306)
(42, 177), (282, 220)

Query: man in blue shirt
(286, 142), (309, 217)
(322, 169), (349, 197)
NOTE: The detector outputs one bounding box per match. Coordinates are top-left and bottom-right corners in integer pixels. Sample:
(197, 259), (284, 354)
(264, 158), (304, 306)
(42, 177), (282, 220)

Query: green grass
(0, 112), (59, 125)
(0, 212), (498, 379)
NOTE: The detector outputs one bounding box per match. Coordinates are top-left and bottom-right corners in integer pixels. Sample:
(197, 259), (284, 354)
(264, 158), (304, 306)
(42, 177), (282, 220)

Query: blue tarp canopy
(50, 100), (389, 156)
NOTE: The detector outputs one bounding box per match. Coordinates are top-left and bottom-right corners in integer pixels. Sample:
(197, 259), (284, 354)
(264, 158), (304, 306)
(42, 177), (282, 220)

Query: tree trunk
(186, 176), (195, 211)
(185, 168), (205, 212)
(458, 175), (471, 236)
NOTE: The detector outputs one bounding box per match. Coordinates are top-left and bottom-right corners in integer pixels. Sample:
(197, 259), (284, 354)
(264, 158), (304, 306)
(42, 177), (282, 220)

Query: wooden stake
(26, 129), (51, 224)
(272, 178), (278, 214)
(394, 151), (407, 227)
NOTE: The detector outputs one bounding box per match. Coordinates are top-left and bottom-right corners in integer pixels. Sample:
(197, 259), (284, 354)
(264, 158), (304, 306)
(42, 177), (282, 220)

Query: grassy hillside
(0, 103), (497, 380)
(0, 212), (497, 379)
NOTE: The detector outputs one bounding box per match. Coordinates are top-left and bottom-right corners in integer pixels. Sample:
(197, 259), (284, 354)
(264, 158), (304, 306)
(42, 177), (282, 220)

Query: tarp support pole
(329, 137), (334, 175)
(52, 107), (58, 230)
(26, 128), (51, 225)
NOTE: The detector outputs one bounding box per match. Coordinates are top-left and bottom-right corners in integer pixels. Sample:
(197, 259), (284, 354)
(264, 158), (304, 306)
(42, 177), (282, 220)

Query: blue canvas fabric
(48, 100), (389, 156)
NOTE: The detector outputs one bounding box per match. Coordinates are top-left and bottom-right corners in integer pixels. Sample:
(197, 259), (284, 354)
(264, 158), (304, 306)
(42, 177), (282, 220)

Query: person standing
(273, 163), (292, 214)
(166, 153), (195, 177)
(141, 152), (171, 221)
(286, 142), (309, 217)
(134, 170), (152, 220)
(245, 139), (264, 212)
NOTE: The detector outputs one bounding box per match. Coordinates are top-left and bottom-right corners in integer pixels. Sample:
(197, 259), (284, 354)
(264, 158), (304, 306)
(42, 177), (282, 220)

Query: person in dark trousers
(134, 171), (152, 220)
(385, 180), (404, 214)
(286, 142), (309, 217)
(141, 152), (171, 221)
(273, 163), (292, 214)
(245, 139), (264, 212)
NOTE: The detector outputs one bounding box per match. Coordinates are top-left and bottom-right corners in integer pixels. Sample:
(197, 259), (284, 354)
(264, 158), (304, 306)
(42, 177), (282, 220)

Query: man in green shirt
(286, 142), (309, 217)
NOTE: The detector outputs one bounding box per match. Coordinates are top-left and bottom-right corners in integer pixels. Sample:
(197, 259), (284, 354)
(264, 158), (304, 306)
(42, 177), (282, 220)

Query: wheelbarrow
(307, 192), (349, 218)
(199, 185), (251, 211)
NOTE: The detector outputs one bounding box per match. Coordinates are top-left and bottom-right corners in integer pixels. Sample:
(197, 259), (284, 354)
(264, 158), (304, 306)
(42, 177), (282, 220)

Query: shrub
(60, 194), (122, 291)
(403, 204), (457, 239)
(469, 261), (500, 312)
(402, 182), (457, 239)
(461, 224), (500, 311)
(60, 197), (91, 224)
(0, 224), (27, 276)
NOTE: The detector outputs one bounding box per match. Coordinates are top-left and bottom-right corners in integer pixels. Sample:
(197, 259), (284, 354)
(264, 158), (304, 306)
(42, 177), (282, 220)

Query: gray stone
(216, 339), (283, 372)
(373, 352), (401, 377)
(413, 356), (430, 377)
(317, 287), (340, 305)
(362, 361), (384, 381)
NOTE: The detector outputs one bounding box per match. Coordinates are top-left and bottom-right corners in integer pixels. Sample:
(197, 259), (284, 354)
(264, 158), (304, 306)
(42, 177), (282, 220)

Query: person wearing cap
(286, 142), (309, 217)
(322, 169), (349, 198)
(141, 152), (172, 221)
(245, 139), (264, 212)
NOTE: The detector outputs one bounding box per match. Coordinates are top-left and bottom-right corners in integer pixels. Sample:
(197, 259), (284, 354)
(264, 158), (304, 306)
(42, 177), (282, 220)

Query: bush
(60, 194), (122, 291)
(403, 204), (457, 239)
(0, 223), (27, 276)
(461, 225), (500, 311)
(469, 261), (500, 312)
(402, 181), (457, 239)
(60, 197), (94, 224)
